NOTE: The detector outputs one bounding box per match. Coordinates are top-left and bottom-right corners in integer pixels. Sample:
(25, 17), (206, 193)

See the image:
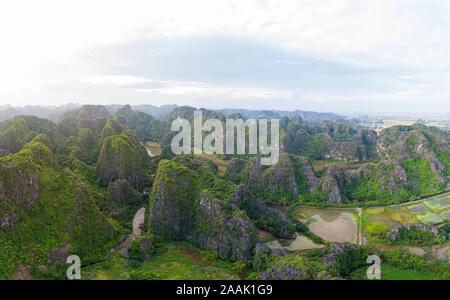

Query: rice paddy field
(362, 193), (450, 260)
(363, 193), (450, 235)
(286, 193), (449, 261)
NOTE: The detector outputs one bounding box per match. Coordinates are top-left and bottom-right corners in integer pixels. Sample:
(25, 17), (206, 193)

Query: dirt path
(133, 207), (146, 236)
(357, 208), (363, 246)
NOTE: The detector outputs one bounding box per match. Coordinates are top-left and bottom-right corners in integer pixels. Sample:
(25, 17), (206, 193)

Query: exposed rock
(317, 166), (354, 204)
(149, 160), (200, 240)
(0, 149), (10, 157)
(263, 154), (298, 198)
(0, 139), (116, 279)
(243, 154), (299, 204)
(133, 207), (146, 236)
(194, 192), (258, 261)
(107, 180), (143, 217)
(47, 248), (71, 270)
(0, 156), (40, 228)
(300, 160), (320, 192)
(97, 134), (147, 188)
(233, 185), (294, 238)
(148, 160), (258, 261)
(225, 158), (246, 180)
(8, 265), (32, 280)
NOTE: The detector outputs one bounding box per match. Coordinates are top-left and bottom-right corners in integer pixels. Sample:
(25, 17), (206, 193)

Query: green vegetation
(97, 133), (150, 188)
(362, 194), (450, 247)
(350, 264), (439, 280)
(83, 242), (240, 280)
(377, 223), (447, 246)
(0, 139), (116, 279)
(384, 249), (449, 279)
(0, 104), (448, 280)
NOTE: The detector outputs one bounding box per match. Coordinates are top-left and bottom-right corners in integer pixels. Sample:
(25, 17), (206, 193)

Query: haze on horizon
(0, 0), (449, 115)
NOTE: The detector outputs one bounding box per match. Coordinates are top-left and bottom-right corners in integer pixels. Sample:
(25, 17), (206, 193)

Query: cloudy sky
(0, 0), (449, 114)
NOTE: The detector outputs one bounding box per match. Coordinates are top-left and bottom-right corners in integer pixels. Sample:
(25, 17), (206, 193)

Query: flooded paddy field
(271, 192), (450, 258)
(266, 233), (324, 251)
(294, 207), (359, 244)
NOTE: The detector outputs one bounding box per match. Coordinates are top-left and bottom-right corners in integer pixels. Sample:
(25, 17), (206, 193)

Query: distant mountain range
(0, 104), (344, 123)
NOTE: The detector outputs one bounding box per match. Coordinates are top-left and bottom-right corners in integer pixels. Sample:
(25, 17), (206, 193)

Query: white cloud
(0, 0), (449, 112)
(80, 75), (156, 87)
(132, 79), (293, 100)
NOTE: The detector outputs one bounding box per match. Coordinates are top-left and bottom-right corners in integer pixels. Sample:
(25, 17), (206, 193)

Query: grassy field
(82, 242), (240, 280)
(381, 120), (415, 127)
(350, 264), (439, 280)
(425, 121), (449, 130)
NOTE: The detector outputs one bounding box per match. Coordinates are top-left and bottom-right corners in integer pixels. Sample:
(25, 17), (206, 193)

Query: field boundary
(297, 190), (450, 211)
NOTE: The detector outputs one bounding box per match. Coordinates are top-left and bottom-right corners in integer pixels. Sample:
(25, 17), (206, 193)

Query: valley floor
(83, 242), (241, 280)
(267, 192), (450, 262)
(82, 192), (449, 281)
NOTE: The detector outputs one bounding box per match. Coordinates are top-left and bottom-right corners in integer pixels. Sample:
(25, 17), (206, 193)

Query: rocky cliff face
(0, 137), (115, 279)
(281, 119), (378, 162)
(237, 154), (327, 204)
(316, 166), (360, 204)
(0, 138), (53, 229)
(194, 192), (257, 260)
(242, 154), (299, 204)
(97, 133), (148, 188)
(224, 158), (246, 182)
(239, 124), (448, 205)
(149, 160), (200, 240)
(107, 180), (144, 219)
(233, 184), (295, 238)
(148, 159), (258, 260)
(300, 159), (320, 193)
(313, 153), (445, 205)
(0, 160), (39, 228)
(377, 125), (448, 183)
(253, 243), (336, 280)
